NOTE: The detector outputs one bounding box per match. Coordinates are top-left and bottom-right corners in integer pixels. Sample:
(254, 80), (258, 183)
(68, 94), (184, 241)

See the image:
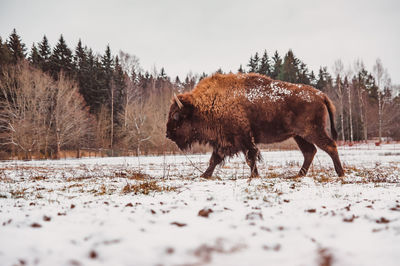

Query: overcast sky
(1, 0), (399, 83)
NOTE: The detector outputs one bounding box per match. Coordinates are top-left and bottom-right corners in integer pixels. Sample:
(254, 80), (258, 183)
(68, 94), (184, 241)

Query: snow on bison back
(166, 73), (344, 178)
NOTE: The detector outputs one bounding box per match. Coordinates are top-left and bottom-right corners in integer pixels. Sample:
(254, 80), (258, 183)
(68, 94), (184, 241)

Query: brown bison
(166, 73), (344, 178)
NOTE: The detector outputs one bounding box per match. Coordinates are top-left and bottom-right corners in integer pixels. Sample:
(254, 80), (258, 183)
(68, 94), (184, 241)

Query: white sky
(0, 0), (399, 83)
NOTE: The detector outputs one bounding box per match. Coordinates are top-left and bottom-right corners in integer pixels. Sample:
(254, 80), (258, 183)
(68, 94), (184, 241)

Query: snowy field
(1, 144), (400, 266)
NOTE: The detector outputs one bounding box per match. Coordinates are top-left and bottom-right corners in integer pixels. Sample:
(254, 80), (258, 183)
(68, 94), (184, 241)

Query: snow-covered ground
(1, 144), (400, 266)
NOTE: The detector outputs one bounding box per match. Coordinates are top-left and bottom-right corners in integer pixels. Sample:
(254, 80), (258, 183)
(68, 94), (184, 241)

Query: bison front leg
(201, 150), (224, 178)
(245, 147), (260, 178)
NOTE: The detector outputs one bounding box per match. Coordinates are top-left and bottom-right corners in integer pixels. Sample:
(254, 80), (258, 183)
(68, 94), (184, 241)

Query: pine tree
(74, 39), (91, 106)
(0, 37), (12, 70)
(316, 67), (331, 91)
(297, 62), (310, 85)
(247, 52), (260, 73)
(258, 50), (271, 76)
(85, 48), (104, 112)
(309, 70), (316, 87)
(159, 67), (167, 79)
(271, 50), (282, 80)
(199, 72), (208, 81)
(6, 29), (26, 63)
(50, 35), (74, 78)
(113, 55), (125, 115)
(238, 64), (244, 73)
(38, 35), (51, 72)
(74, 39), (87, 71)
(101, 45), (114, 90)
(29, 43), (41, 66)
(279, 50), (299, 83)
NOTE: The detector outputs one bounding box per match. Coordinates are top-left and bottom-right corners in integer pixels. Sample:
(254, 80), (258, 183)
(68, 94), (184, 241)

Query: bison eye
(173, 112), (180, 121)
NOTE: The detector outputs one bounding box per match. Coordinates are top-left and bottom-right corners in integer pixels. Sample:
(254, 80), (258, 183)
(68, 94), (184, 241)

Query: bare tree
(0, 63), (92, 159)
(345, 67), (354, 142)
(0, 63), (52, 158)
(118, 51), (142, 128)
(332, 59), (345, 142)
(373, 58), (391, 142)
(354, 59), (368, 142)
(52, 73), (92, 158)
(118, 96), (153, 156)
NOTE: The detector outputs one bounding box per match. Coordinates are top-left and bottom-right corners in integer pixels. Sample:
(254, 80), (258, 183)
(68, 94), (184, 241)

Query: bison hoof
(200, 173), (212, 179)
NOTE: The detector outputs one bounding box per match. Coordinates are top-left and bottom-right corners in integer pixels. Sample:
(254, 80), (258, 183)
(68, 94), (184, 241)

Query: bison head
(166, 94), (196, 150)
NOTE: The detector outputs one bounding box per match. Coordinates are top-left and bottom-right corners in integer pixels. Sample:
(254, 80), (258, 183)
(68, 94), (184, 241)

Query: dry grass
(114, 171), (149, 180)
(121, 180), (178, 195)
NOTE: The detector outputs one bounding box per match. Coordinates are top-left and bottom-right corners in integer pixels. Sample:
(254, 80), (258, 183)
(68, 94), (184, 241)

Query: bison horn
(174, 93), (183, 109)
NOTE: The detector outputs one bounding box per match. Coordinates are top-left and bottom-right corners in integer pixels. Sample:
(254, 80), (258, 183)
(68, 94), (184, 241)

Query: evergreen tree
(101, 44), (114, 88)
(258, 50), (271, 76)
(110, 56), (125, 131)
(271, 50), (282, 80)
(215, 68), (224, 74)
(297, 62), (310, 85)
(238, 64), (244, 73)
(159, 67), (167, 79)
(50, 35), (74, 78)
(0, 37), (12, 70)
(316, 67), (332, 91)
(29, 43), (41, 66)
(279, 50), (299, 83)
(38, 35), (51, 72)
(309, 70), (317, 87)
(6, 29), (26, 63)
(247, 52), (260, 73)
(74, 39), (87, 71)
(74, 39), (91, 105)
(199, 72), (208, 81)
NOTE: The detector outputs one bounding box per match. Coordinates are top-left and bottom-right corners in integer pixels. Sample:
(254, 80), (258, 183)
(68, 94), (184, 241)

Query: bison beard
(166, 73), (344, 178)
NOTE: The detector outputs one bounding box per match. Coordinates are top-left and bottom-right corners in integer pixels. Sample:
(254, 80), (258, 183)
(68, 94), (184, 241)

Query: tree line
(0, 29), (399, 159)
(0, 29), (197, 159)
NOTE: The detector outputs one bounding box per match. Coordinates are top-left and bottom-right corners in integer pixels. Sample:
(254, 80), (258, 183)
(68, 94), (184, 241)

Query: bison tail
(324, 96), (338, 141)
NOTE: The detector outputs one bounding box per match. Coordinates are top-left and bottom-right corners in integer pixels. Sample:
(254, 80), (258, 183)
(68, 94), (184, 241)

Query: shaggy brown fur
(166, 73), (344, 178)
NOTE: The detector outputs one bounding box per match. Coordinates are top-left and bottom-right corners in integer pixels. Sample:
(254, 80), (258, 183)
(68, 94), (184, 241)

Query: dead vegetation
(121, 180), (178, 195)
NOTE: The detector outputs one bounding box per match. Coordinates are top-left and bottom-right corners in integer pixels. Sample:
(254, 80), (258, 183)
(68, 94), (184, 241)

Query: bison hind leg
(294, 136), (317, 177)
(244, 146), (260, 178)
(306, 132), (345, 177)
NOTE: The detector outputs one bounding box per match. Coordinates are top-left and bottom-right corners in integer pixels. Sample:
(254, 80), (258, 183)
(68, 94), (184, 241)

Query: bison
(166, 73), (344, 178)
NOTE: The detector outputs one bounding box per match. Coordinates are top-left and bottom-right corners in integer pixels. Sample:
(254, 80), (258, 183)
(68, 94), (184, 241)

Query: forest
(0, 29), (399, 159)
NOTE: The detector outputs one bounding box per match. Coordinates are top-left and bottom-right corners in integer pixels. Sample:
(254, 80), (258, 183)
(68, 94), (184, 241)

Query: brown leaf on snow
(198, 208), (213, 218)
(305, 209), (316, 213)
(376, 217), (390, 224)
(245, 212), (263, 220)
(125, 203), (133, 207)
(318, 248), (333, 266)
(262, 244), (281, 251)
(31, 223), (42, 228)
(171, 222), (187, 227)
(89, 250), (98, 259)
(193, 239), (246, 264)
(43, 215), (51, 222)
(343, 215), (358, 223)
(166, 247), (175, 254)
